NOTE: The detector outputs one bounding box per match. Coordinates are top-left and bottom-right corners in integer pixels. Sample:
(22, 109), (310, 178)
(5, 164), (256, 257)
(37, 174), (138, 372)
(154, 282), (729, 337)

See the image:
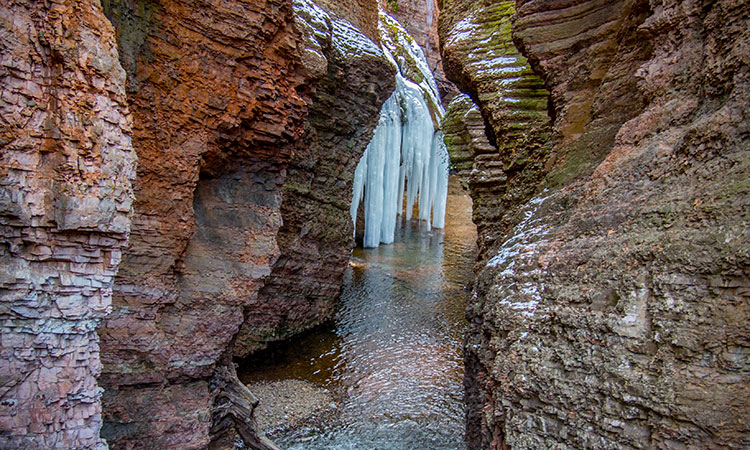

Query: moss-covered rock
(439, 0), (552, 259)
(442, 0), (750, 448)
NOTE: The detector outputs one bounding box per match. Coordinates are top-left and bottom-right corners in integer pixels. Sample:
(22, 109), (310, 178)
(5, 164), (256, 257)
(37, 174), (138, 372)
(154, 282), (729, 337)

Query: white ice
(351, 10), (450, 248)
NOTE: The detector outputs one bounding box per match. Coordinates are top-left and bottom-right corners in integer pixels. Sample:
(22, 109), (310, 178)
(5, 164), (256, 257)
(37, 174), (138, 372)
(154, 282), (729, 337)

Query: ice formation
(351, 11), (450, 248)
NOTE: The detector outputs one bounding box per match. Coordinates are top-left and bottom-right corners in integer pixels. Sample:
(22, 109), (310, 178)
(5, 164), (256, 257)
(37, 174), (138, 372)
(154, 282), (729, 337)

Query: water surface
(240, 179), (476, 449)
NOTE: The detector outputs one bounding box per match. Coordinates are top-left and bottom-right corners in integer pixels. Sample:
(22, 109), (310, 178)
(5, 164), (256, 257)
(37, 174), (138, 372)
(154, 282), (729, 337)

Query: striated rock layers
(97, 0), (393, 448)
(233, 0), (396, 357)
(0, 1), (137, 448)
(442, 0), (750, 449)
(441, 94), (493, 184)
(380, 0), (457, 103)
(440, 0), (551, 261)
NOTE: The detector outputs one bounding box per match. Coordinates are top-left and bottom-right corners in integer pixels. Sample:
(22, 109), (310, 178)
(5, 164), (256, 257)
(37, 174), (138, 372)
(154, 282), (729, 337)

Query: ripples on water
(240, 180), (476, 450)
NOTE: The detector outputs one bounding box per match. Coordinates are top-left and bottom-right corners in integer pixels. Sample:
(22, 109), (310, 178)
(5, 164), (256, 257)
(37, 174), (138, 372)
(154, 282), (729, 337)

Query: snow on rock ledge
(351, 10), (450, 248)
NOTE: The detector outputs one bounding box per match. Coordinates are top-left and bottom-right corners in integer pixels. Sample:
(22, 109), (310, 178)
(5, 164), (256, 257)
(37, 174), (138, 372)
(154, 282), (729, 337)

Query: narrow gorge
(1, 0), (748, 449)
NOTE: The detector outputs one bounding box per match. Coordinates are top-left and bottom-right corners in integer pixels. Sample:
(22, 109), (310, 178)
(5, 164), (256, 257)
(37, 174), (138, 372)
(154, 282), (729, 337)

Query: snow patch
(445, 12), (479, 47)
(293, 0), (384, 60)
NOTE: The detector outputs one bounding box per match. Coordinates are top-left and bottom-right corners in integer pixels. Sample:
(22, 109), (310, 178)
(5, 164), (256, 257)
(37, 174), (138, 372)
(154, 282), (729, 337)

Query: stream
(239, 178), (476, 449)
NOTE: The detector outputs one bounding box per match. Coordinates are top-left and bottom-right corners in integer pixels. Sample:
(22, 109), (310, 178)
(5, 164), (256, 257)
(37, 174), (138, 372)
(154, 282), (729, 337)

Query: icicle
(363, 114), (386, 249)
(432, 131), (449, 229)
(380, 97), (402, 244)
(350, 146), (367, 234)
(349, 9), (451, 248)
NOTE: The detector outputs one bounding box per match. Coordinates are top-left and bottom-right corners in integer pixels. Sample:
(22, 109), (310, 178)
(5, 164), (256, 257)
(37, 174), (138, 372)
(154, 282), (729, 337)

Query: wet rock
(232, 0), (395, 357)
(97, 0), (314, 446)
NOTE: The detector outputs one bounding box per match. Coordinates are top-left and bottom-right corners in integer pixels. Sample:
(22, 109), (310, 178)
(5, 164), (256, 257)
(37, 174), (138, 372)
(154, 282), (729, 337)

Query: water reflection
(239, 179), (476, 450)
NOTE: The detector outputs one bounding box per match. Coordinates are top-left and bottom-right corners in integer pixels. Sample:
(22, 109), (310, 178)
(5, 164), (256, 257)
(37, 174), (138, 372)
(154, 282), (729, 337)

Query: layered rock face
(440, 0), (550, 260)
(233, 0), (396, 356)
(441, 94), (493, 184)
(0, 1), (136, 448)
(97, 1), (311, 446)
(442, 0), (750, 448)
(97, 0), (393, 447)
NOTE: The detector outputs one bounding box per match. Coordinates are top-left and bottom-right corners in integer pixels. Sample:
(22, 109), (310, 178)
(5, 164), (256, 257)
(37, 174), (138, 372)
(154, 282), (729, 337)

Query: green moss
(545, 123), (621, 189)
(379, 13), (424, 85)
(717, 168), (750, 197)
(283, 181), (311, 195)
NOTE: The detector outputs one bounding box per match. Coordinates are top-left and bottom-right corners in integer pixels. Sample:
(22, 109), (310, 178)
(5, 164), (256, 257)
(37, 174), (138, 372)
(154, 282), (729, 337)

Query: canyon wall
(380, 0), (457, 103)
(97, 0), (393, 447)
(441, 94), (493, 187)
(441, 0), (750, 448)
(1, 0), (393, 447)
(233, 0), (396, 357)
(440, 0), (550, 261)
(97, 1), (311, 446)
(0, 1), (136, 448)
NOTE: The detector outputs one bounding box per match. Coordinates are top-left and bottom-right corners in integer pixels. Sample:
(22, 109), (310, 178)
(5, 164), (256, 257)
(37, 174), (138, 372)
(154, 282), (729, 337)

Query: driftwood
(210, 363), (280, 450)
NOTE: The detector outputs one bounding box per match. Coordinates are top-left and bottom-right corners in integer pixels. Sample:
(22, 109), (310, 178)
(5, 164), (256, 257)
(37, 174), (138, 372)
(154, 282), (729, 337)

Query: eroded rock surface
(233, 0), (395, 357)
(0, 1), (136, 448)
(439, 0), (550, 260)
(442, 0), (750, 448)
(97, 0), (393, 447)
(96, 1), (312, 446)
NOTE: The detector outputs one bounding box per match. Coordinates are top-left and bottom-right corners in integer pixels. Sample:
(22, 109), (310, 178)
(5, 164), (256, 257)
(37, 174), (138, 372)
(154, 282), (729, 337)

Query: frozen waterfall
(350, 12), (450, 248)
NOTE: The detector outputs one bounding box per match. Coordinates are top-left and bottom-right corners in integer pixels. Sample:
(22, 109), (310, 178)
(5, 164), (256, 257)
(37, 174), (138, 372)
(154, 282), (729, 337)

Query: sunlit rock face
(442, 0), (750, 448)
(0, 2), (136, 448)
(351, 10), (450, 249)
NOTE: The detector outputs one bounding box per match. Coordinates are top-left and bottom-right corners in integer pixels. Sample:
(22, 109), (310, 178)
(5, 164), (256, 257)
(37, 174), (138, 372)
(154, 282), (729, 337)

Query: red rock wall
(97, 0), (313, 447)
(233, 2), (396, 357)
(97, 0), (394, 447)
(0, 1), (136, 447)
(441, 0), (750, 448)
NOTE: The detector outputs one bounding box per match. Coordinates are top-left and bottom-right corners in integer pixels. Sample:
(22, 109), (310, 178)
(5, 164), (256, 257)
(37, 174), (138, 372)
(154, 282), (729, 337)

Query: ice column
(350, 12), (450, 248)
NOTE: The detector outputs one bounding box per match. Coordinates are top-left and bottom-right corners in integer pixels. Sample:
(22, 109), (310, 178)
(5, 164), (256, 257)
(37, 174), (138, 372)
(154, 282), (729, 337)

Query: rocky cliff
(440, 0), (550, 260)
(442, 0), (750, 448)
(233, 0), (396, 357)
(379, 0), (456, 103)
(96, 1), (311, 446)
(0, 1), (136, 448)
(95, 0), (393, 448)
(1, 0), (393, 447)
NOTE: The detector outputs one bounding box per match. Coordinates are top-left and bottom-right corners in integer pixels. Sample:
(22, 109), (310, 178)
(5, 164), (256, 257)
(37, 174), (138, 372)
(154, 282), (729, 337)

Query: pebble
(247, 380), (334, 432)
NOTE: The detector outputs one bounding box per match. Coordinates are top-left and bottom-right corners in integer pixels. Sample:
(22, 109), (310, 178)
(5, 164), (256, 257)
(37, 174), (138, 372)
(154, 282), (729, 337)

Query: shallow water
(239, 179), (476, 450)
